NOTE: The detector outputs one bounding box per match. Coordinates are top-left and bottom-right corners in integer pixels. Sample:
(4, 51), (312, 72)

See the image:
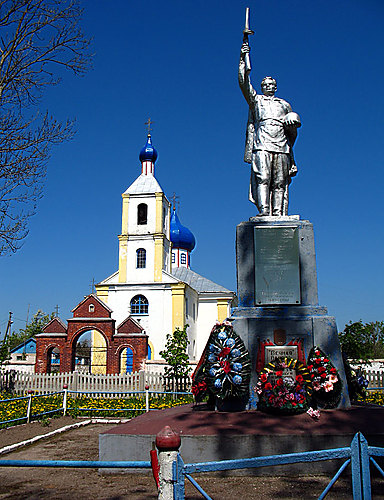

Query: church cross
(171, 192), (180, 211)
(145, 117), (154, 135)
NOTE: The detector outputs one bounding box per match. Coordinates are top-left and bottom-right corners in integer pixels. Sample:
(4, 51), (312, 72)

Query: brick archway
(35, 294), (148, 374)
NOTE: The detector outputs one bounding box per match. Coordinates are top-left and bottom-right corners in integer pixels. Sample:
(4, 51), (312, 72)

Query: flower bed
(0, 393), (193, 428)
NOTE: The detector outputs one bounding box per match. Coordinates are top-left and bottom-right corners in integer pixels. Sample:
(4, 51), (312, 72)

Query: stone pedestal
(231, 216), (350, 408)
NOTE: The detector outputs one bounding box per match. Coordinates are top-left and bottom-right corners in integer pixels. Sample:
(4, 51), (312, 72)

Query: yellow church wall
(171, 282), (186, 332)
(96, 286), (109, 305)
(118, 235), (128, 283)
(121, 194), (130, 234)
(90, 330), (107, 375)
(217, 298), (230, 322)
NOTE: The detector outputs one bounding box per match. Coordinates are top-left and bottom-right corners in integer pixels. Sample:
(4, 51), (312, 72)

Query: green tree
(1, 309), (54, 363)
(0, 0), (92, 255)
(160, 325), (191, 391)
(339, 320), (384, 362)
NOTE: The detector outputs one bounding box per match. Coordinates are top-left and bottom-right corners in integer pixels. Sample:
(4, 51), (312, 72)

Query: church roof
(171, 267), (233, 294)
(139, 134), (158, 163)
(124, 173), (164, 195)
(170, 209), (196, 252)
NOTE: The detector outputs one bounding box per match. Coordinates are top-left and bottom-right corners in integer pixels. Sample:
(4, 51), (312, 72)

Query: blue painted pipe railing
(0, 459), (151, 469)
(173, 433), (384, 500)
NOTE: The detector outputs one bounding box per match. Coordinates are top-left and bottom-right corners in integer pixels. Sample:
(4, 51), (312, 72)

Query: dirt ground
(0, 417), (382, 499)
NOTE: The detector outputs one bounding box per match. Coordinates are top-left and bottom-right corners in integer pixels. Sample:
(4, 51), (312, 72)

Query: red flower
(218, 347), (231, 358)
(292, 402), (297, 406)
(276, 378), (284, 387)
(307, 365), (313, 371)
(265, 382), (273, 390)
(192, 381), (207, 395)
(330, 367), (337, 374)
(315, 359), (321, 364)
(276, 370), (283, 377)
(296, 385), (302, 392)
(320, 373), (327, 379)
(260, 373), (268, 383)
(315, 350), (321, 356)
(222, 361), (231, 374)
(318, 366), (326, 373)
(296, 375), (304, 384)
(323, 358), (329, 362)
(310, 374), (315, 379)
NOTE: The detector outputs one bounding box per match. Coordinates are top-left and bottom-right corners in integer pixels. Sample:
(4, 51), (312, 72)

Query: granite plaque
(254, 226), (300, 305)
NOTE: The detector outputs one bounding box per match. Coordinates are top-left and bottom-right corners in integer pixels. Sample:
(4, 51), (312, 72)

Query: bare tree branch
(0, 0), (92, 255)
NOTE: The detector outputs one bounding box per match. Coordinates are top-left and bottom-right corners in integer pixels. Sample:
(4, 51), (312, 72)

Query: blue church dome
(139, 135), (158, 163)
(170, 210), (196, 252)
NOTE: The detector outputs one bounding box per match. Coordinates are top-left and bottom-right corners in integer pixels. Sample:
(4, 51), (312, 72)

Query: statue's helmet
(284, 112), (301, 128)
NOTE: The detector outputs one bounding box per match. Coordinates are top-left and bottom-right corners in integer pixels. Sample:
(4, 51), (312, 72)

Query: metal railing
(173, 433), (384, 500)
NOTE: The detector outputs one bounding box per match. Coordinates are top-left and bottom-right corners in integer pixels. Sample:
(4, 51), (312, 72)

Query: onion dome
(170, 209), (196, 252)
(139, 134), (158, 164)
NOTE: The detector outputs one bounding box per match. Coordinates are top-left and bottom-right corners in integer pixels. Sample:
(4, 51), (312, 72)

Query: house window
(89, 304), (95, 313)
(137, 203), (147, 225)
(136, 248), (146, 268)
(181, 253), (187, 265)
(130, 295), (149, 315)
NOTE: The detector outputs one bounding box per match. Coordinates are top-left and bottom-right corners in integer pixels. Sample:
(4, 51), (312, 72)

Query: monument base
(230, 305), (350, 408)
(234, 216), (350, 408)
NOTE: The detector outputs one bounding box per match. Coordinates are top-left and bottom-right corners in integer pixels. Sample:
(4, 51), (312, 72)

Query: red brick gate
(35, 294), (148, 374)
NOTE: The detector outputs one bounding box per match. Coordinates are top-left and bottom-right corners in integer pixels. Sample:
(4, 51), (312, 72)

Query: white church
(95, 133), (235, 370)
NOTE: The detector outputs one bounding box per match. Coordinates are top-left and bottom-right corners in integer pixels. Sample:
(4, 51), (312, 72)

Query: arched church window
(136, 248), (146, 268)
(137, 203), (148, 225)
(181, 253), (187, 265)
(89, 304), (95, 313)
(130, 295), (149, 315)
(172, 252), (175, 264)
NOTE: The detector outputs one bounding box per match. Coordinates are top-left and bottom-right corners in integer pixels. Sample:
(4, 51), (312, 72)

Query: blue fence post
(351, 432), (372, 499)
(173, 454), (185, 500)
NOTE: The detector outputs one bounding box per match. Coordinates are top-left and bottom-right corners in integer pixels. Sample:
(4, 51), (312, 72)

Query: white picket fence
(0, 370), (191, 396)
(364, 368), (384, 389)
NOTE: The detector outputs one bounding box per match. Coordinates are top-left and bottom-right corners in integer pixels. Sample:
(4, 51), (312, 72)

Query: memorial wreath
(307, 346), (342, 409)
(256, 357), (312, 415)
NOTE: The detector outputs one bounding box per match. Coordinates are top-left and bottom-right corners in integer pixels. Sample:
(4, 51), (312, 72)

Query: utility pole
(2, 312), (13, 346)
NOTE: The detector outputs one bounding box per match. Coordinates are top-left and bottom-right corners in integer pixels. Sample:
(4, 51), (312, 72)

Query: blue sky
(1, 0), (384, 335)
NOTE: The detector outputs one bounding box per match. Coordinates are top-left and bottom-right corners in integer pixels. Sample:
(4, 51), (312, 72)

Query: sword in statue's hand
(243, 7), (254, 72)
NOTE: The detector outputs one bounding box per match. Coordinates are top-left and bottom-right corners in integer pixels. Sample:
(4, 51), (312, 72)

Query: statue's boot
(256, 184), (270, 216)
(271, 188), (284, 216)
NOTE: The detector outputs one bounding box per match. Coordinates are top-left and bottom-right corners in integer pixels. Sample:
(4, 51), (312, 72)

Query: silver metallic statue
(239, 8), (301, 216)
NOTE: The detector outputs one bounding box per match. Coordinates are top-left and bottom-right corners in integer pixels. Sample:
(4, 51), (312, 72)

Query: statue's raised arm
(238, 8), (301, 217)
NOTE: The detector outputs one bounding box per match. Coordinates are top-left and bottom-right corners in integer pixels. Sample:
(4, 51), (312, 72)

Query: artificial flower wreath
(307, 346), (342, 409)
(256, 357), (312, 415)
(192, 322), (251, 404)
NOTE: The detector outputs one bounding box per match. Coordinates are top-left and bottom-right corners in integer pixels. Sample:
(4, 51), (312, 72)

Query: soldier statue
(238, 10), (301, 216)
